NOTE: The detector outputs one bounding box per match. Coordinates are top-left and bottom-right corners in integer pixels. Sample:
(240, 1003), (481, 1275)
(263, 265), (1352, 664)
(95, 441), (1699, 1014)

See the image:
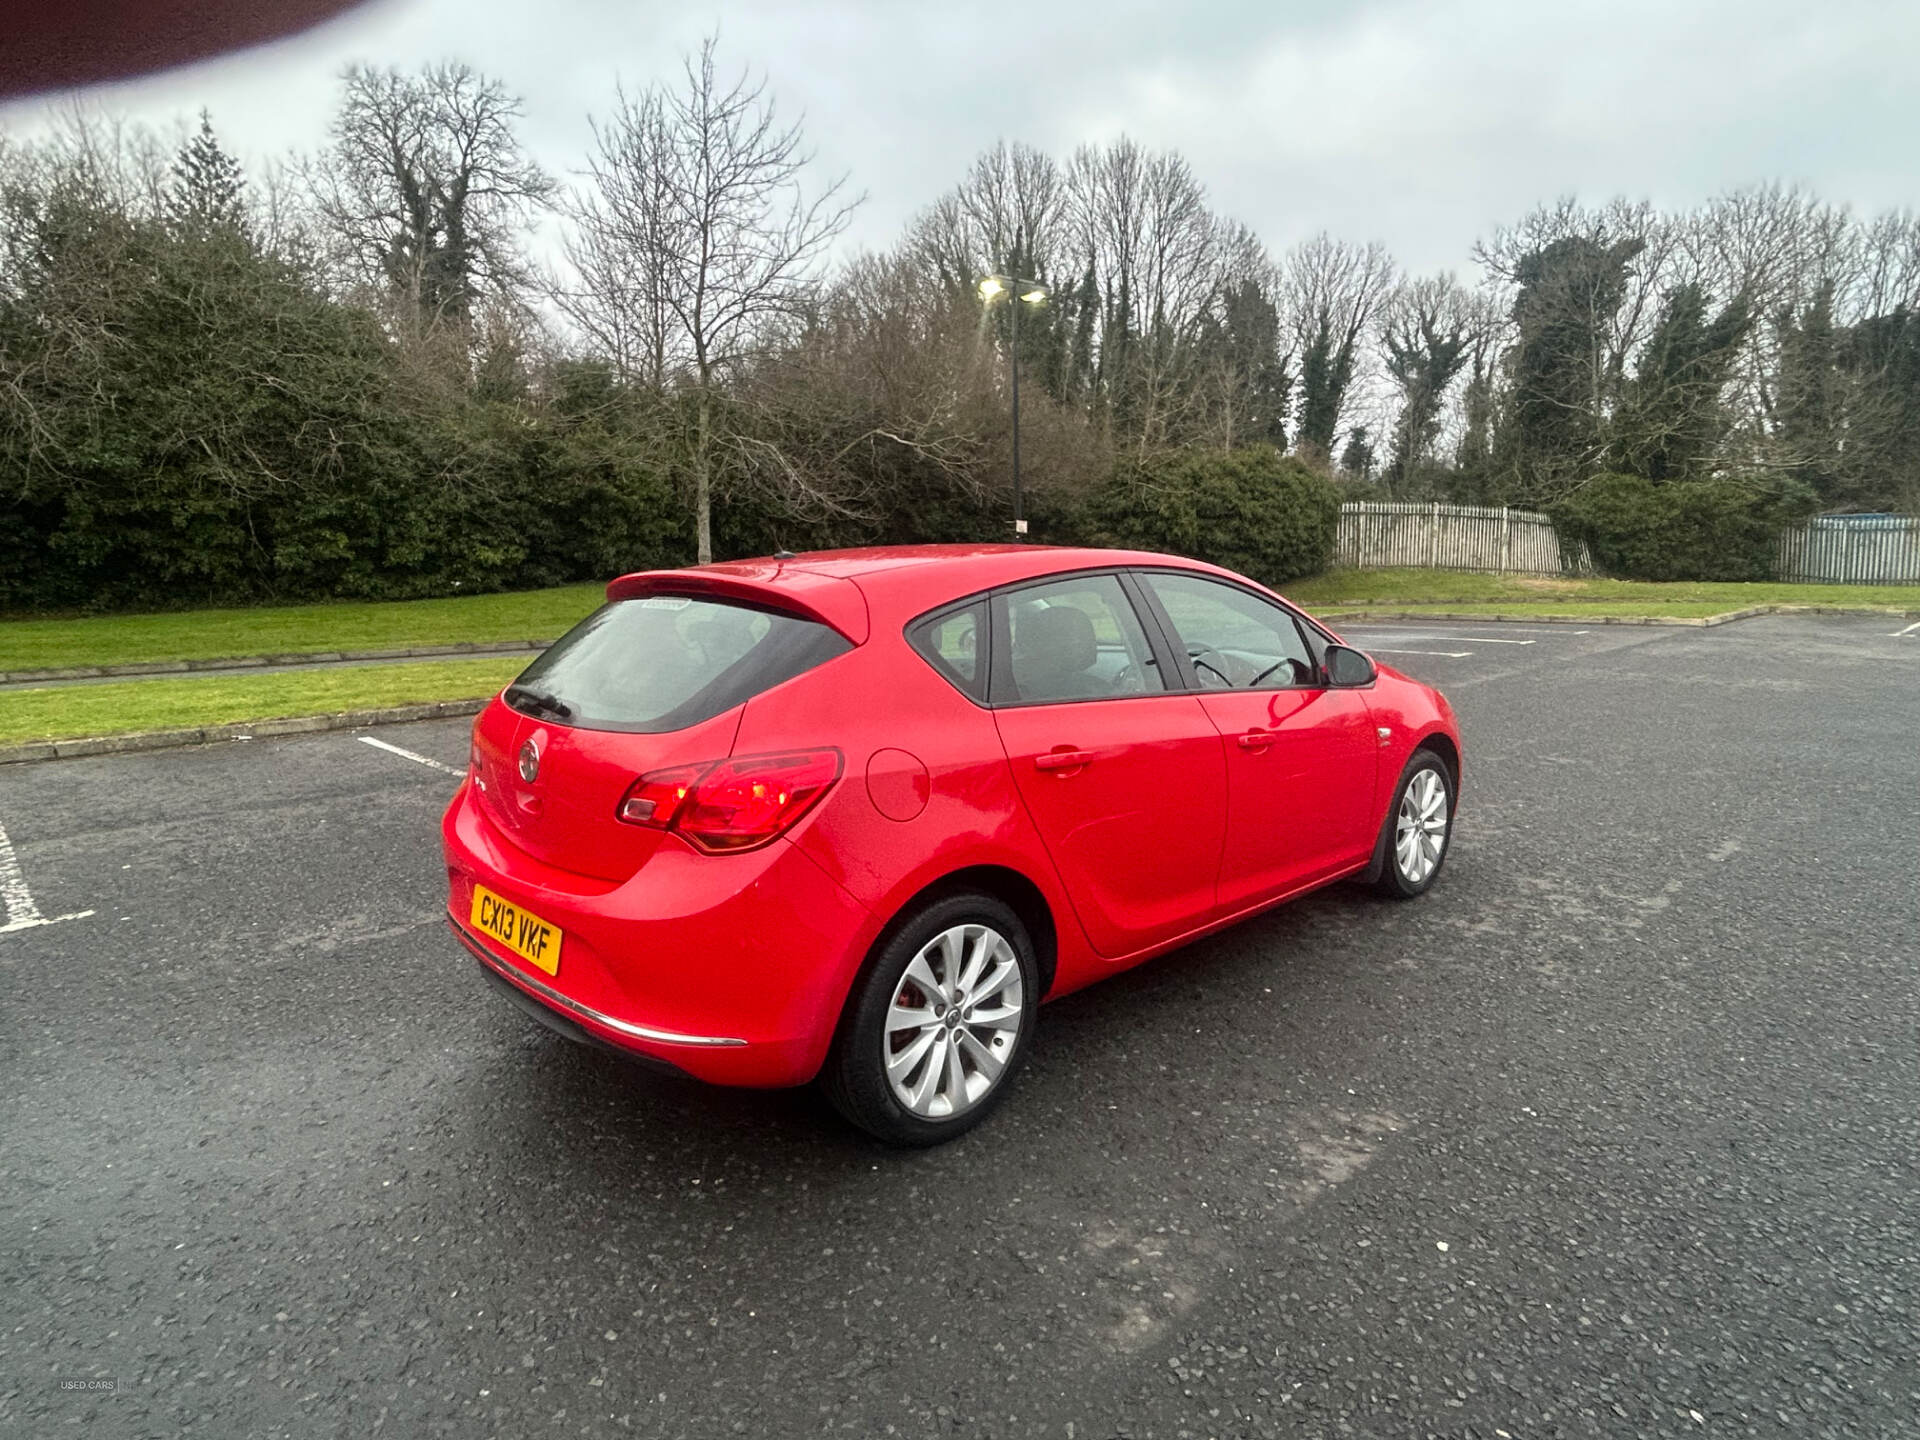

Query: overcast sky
(3, 0), (1915, 276)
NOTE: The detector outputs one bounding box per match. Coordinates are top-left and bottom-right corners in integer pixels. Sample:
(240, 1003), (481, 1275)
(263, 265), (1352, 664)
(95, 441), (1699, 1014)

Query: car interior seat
(1012, 604), (1107, 700)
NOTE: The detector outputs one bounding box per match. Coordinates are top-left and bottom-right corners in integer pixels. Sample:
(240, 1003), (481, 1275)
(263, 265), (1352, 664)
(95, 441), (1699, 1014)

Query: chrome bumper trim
(449, 917), (748, 1047)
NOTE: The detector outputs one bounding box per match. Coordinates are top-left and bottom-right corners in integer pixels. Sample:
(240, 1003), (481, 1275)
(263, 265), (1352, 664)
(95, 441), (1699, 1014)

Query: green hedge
(0, 210), (693, 612)
(1085, 446), (1341, 587)
(1552, 473), (1810, 582)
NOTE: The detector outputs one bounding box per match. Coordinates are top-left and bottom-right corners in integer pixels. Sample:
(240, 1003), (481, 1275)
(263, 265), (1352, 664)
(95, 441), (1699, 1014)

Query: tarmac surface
(2, 613), (1915, 1438)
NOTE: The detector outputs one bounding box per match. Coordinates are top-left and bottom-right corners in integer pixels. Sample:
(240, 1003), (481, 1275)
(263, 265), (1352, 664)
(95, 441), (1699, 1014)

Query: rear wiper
(505, 685), (573, 720)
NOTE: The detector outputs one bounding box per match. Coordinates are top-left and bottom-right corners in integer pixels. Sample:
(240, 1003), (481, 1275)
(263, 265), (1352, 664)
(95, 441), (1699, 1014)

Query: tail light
(616, 749), (842, 853)
(616, 764), (705, 826)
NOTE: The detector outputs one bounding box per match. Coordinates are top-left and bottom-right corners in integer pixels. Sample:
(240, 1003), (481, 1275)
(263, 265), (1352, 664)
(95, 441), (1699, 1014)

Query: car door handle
(1236, 730), (1276, 751)
(1034, 749), (1095, 773)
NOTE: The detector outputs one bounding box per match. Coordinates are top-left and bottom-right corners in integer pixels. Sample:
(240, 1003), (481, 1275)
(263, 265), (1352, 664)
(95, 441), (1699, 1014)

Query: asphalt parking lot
(2, 614), (1916, 1439)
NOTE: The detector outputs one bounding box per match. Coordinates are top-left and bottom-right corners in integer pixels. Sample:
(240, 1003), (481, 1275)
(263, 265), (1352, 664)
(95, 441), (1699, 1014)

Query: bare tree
(0, 111), (178, 483)
(554, 88), (678, 389)
(560, 36), (858, 561)
(896, 135), (1283, 452)
(1285, 233), (1396, 461)
(1446, 289), (1506, 490)
(907, 140), (1069, 294)
(0, 104), (172, 227)
(1064, 138), (1265, 449)
(310, 63), (552, 339)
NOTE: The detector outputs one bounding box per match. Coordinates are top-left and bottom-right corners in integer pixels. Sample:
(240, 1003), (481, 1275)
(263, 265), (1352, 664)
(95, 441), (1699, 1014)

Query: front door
(1135, 570), (1378, 909)
(990, 572), (1227, 958)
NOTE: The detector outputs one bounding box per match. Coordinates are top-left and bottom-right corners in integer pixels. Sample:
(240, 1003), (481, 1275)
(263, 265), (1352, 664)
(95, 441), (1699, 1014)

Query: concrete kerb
(0, 698), (490, 767)
(0, 638), (552, 686)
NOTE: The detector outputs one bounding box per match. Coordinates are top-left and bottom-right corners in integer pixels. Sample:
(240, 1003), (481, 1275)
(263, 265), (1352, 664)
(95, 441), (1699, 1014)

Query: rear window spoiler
(606, 567), (870, 644)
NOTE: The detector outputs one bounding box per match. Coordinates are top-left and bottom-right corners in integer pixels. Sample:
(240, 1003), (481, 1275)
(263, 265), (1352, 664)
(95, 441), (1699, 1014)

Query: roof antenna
(774, 548), (797, 560)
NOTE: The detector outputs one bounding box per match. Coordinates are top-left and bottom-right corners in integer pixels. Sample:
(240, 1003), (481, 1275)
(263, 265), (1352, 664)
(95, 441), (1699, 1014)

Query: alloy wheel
(1395, 767), (1449, 884)
(883, 923), (1024, 1120)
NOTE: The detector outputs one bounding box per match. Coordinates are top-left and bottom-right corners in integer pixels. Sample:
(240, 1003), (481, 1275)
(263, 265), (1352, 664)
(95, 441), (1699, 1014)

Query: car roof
(606, 544), (1252, 639)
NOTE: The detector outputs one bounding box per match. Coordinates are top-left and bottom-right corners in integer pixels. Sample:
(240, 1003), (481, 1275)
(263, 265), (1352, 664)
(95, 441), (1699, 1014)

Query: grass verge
(5, 567), (1916, 679)
(0, 658), (524, 747)
(0, 585), (603, 674)
(1285, 568), (1920, 615)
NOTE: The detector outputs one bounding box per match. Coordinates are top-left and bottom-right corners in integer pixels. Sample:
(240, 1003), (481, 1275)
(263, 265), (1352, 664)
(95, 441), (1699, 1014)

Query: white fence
(1777, 514), (1920, 585)
(1336, 501), (1593, 576)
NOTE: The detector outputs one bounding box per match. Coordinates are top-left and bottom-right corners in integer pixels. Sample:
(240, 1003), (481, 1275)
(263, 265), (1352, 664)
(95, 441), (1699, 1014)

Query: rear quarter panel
(733, 630), (1099, 1001)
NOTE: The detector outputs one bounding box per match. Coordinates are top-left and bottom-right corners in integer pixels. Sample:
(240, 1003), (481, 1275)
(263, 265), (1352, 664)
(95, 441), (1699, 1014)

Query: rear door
(989, 571), (1226, 958)
(1135, 569), (1378, 907)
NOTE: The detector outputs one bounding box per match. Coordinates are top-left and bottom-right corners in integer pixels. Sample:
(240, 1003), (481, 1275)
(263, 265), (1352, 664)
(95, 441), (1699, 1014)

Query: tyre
(1373, 749), (1455, 898)
(824, 892), (1038, 1146)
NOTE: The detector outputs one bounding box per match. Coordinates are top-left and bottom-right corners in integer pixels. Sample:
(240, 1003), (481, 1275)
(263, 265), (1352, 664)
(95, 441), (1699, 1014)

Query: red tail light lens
(677, 750), (842, 852)
(616, 750), (841, 853)
(616, 764), (709, 827)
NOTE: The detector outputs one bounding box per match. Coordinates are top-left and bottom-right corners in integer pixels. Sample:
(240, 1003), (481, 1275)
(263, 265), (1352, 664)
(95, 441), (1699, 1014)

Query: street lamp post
(978, 273), (1047, 540)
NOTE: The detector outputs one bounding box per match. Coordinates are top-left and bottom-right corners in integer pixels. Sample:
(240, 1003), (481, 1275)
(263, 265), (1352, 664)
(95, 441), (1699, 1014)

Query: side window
(1140, 572), (1317, 691)
(993, 573), (1166, 705)
(910, 601), (987, 701)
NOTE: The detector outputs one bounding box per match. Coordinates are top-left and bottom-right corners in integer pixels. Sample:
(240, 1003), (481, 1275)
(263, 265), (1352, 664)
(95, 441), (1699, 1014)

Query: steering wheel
(1187, 644), (1234, 689)
(1245, 656), (1306, 689)
(1108, 653), (1160, 694)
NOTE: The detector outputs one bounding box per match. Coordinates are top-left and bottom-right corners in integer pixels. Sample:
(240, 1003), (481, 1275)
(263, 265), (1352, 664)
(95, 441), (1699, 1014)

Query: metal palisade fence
(1777, 514), (1920, 584)
(1337, 501), (1595, 577)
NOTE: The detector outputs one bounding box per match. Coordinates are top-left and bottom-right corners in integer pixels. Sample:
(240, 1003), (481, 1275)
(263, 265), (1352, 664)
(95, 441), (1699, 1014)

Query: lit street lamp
(978, 272), (1048, 540)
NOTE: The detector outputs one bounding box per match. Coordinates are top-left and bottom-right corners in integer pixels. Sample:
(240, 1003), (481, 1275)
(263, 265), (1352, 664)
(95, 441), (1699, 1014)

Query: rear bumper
(452, 917), (743, 1062)
(441, 780), (874, 1088)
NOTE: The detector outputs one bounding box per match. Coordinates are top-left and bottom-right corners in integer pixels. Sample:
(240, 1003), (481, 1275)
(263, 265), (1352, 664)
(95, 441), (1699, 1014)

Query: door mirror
(1324, 644), (1375, 687)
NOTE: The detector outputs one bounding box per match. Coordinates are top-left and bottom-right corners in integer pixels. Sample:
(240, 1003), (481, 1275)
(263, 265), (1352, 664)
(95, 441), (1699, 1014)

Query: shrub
(1085, 446), (1341, 586)
(1552, 473), (1813, 582)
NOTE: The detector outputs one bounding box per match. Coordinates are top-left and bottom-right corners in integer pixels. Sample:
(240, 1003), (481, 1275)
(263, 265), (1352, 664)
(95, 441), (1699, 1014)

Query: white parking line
(1366, 647), (1474, 658)
(1891, 620), (1920, 638)
(357, 735), (464, 776)
(1344, 629), (1537, 645)
(0, 816), (93, 935)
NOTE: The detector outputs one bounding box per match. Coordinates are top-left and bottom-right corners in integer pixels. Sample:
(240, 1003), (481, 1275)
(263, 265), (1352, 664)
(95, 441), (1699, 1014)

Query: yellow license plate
(469, 884), (563, 976)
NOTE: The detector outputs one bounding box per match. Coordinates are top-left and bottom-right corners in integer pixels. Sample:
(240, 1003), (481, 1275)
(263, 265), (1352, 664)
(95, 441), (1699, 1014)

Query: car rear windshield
(503, 594), (852, 733)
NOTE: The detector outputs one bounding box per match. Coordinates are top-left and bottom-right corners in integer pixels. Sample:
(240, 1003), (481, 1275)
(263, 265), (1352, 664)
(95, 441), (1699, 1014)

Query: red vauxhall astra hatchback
(443, 546), (1460, 1144)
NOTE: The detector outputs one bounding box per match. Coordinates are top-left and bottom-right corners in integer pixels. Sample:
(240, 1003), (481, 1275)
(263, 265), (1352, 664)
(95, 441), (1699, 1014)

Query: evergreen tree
(1774, 283), (1841, 498)
(1013, 234), (1064, 401)
(164, 111), (246, 235)
(1185, 279), (1291, 450)
(1838, 307), (1920, 510)
(1767, 284), (1917, 510)
(1219, 279), (1291, 448)
(1340, 425), (1374, 482)
(1294, 315), (1352, 460)
(1610, 283), (1753, 481)
(1381, 288), (1471, 490)
(1100, 275), (1136, 434)
(1492, 234), (1643, 503)
(1069, 262), (1099, 403)
(1452, 361), (1497, 501)
(1782, 300), (1920, 511)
